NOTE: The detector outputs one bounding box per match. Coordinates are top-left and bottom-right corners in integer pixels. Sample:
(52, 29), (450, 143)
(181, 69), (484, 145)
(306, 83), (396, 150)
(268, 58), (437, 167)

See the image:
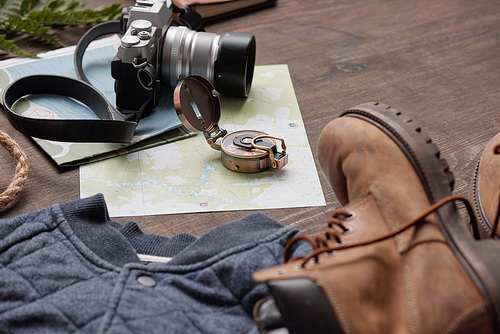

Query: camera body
(111, 0), (256, 112)
(111, 0), (172, 111)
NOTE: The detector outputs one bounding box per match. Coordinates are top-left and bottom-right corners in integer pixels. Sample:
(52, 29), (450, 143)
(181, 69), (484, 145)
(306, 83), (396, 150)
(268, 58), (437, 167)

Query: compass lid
(173, 75), (221, 134)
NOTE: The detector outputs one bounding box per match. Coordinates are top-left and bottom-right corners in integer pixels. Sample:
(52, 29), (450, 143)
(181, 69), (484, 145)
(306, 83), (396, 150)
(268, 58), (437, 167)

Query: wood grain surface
(0, 0), (499, 238)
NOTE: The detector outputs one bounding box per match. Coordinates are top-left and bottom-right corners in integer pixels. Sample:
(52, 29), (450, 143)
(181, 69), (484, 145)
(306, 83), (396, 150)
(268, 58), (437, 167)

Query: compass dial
(221, 130), (274, 158)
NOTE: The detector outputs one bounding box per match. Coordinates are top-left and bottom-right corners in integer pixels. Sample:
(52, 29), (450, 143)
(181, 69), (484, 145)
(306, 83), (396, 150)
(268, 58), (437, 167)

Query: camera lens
(161, 27), (256, 97)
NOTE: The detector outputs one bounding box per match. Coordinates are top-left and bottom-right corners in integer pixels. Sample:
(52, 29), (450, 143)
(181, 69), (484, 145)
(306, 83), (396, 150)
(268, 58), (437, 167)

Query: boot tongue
(366, 183), (448, 251)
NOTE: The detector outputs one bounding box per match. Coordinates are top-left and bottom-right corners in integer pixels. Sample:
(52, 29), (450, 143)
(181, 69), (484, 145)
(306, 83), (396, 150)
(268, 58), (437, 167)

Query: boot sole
(341, 102), (500, 332)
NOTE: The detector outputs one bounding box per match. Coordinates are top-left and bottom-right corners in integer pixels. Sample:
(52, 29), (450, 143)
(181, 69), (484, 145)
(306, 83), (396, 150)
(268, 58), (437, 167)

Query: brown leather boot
(471, 132), (500, 239)
(253, 102), (500, 334)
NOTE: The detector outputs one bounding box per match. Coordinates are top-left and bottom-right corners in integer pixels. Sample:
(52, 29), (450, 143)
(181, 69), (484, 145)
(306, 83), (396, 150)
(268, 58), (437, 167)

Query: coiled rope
(0, 131), (28, 211)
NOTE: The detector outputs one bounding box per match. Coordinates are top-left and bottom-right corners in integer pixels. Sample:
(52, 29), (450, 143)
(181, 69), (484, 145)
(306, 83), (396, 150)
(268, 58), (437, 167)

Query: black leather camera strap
(74, 20), (121, 85)
(3, 75), (138, 143)
(2, 20), (140, 144)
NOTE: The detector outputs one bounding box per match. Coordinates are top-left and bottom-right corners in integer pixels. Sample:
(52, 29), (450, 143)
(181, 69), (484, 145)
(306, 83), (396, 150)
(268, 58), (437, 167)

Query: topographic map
(80, 65), (326, 216)
(0, 36), (188, 166)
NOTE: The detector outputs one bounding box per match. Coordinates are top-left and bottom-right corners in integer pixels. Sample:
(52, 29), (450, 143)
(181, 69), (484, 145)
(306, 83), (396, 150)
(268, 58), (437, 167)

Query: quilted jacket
(0, 194), (307, 334)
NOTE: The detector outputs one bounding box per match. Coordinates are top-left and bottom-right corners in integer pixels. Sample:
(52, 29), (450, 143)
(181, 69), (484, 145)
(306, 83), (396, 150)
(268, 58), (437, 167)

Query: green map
(80, 65), (326, 216)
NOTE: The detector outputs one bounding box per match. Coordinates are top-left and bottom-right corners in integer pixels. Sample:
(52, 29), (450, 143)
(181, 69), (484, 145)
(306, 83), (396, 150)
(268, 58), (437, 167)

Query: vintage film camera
(111, 0), (256, 111)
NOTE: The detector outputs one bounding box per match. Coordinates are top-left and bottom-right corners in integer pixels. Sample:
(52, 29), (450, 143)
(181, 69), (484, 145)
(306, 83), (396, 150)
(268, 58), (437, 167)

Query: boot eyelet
(334, 240), (346, 247)
(341, 226), (354, 235)
(274, 270), (287, 277)
(308, 258), (323, 265)
(343, 211), (356, 221)
(323, 250), (337, 257)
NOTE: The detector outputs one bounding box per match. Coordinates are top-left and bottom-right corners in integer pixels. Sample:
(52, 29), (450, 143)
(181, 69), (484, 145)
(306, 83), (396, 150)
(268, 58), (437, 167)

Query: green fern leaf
(21, 0), (83, 13)
(0, 0), (123, 57)
(1, 14), (63, 47)
(26, 4), (121, 26)
(0, 0), (22, 20)
(19, 0), (38, 16)
(50, 0), (85, 12)
(0, 33), (37, 57)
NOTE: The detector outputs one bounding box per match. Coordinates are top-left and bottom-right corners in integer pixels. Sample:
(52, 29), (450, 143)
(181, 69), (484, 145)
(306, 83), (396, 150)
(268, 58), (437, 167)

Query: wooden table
(1, 0), (499, 238)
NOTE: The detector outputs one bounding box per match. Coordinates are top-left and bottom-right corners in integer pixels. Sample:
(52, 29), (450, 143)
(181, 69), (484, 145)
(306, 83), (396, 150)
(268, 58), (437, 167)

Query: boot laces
(284, 195), (480, 268)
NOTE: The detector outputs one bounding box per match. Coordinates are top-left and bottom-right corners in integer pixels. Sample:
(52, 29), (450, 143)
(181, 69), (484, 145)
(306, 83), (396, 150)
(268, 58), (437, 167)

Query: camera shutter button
(121, 35), (140, 48)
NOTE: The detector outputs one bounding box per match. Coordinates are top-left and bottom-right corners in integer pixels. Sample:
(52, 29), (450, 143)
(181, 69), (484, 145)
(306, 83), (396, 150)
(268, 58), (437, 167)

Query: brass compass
(173, 75), (288, 173)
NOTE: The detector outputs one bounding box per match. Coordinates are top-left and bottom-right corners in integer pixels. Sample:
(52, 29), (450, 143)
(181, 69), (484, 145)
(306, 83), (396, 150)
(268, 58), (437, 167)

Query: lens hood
(214, 33), (256, 98)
